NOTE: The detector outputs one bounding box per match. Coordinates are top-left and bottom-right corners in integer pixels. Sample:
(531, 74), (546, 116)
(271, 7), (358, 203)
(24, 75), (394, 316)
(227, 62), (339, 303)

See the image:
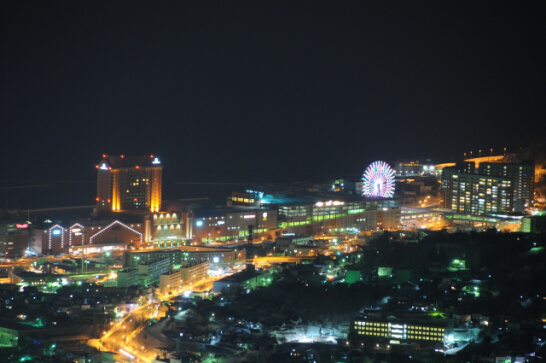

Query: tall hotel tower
(96, 155), (163, 212)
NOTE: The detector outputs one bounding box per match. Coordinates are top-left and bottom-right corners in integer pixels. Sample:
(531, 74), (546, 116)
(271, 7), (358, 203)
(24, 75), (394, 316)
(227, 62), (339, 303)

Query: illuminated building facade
(444, 159), (535, 213)
(96, 154), (163, 212)
(122, 247), (244, 268)
(478, 161), (534, 212)
(448, 173), (512, 215)
(441, 163), (475, 209)
(331, 179), (363, 194)
(138, 257), (171, 286)
(195, 191), (401, 243)
(227, 191), (260, 207)
(0, 222), (32, 257)
(144, 211), (192, 248)
(351, 319), (446, 347)
(180, 260), (210, 286)
(395, 159), (439, 177)
(273, 195), (401, 234)
(193, 208), (278, 243)
(159, 269), (182, 293)
(117, 268), (139, 288)
(27, 220), (144, 255)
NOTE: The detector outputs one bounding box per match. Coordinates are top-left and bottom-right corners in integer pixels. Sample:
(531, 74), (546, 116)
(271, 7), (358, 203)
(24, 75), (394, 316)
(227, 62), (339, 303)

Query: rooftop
(97, 154), (162, 169)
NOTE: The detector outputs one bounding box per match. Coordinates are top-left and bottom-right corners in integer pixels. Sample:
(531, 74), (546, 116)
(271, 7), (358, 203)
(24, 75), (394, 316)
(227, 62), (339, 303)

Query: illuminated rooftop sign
(99, 163), (108, 170)
(152, 157), (161, 165)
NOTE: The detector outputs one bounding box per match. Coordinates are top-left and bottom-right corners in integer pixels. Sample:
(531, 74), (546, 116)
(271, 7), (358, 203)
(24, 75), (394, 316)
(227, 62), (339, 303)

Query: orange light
(102, 154), (106, 158)
(135, 165), (140, 169)
(150, 154), (154, 158)
(95, 165), (99, 169)
(121, 155), (125, 158)
(96, 197), (100, 201)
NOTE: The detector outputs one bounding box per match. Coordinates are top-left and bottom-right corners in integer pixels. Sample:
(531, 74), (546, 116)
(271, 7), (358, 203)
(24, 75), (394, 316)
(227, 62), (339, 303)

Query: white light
(152, 157), (161, 165)
(89, 220), (143, 245)
(362, 160), (396, 198)
(119, 349), (135, 359)
(100, 163), (108, 170)
(243, 215), (255, 219)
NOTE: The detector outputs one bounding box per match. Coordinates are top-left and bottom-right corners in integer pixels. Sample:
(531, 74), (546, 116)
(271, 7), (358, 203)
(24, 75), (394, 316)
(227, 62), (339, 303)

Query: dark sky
(2, 1), (545, 187)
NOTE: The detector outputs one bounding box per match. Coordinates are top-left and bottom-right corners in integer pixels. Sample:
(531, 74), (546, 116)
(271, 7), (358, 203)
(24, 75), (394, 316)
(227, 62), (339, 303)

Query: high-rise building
(441, 163), (475, 209)
(448, 173), (513, 215)
(478, 161), (534, 212)
(96, 155), (163, 212)
(442, 160), (535, 213)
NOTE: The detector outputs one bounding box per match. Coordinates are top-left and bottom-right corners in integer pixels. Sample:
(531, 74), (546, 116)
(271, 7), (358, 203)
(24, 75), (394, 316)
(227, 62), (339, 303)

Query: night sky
(1, 1), (545, 204)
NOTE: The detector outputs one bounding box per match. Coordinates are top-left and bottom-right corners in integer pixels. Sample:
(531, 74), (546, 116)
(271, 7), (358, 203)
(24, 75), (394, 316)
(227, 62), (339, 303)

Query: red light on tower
(102, 154), (106, 158)
(150, 155), (154, 158)
(96, 197), (99, 202)
(121, 155), (125, 158)
(135, 165), (140, 169)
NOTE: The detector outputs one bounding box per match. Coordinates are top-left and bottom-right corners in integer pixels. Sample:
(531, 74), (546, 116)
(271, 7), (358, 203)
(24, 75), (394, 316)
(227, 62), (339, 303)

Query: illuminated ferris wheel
(362, 160), (395, 198)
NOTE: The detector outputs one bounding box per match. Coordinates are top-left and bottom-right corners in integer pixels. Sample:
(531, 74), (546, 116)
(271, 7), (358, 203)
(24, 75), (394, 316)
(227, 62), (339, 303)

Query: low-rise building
(213, 267), (271, 293)
(138, 257), (171, 286)
(159, 268), (182, 293)
(0, 319), (43, 347)
(117, 268), (139, 288)
(350, 316), (449, 348)
(122, 247), (245, 269)
(180, 260), (210, 287)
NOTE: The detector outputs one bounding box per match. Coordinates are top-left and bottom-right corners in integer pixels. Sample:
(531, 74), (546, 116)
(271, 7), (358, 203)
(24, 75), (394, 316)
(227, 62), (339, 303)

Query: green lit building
(122, 247), (244, 269)
(193, 207), (278, 243)
(270, 193), (401, 234)
(212, 268), (272, 293)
